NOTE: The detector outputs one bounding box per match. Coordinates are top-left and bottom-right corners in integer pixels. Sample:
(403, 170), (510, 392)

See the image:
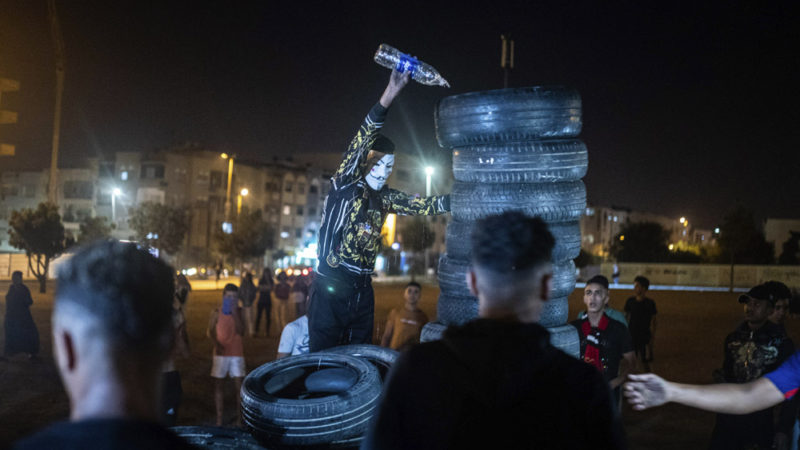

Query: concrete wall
(593, 262), (800, 289)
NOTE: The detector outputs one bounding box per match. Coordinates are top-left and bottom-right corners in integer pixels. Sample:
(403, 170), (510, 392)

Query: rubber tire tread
(547, 324), (580, 359)
(326, 344), (398, 381)
(452, 139), (588, 183)
(170, 426), (263, 449)
(451, 180), (586, 223)
(446, 219), (581, 262)
(436, 293), (478, 326)
(435, 86), (582, 148)
(420, 322), (447, 343)
(241, 353), (381, 446)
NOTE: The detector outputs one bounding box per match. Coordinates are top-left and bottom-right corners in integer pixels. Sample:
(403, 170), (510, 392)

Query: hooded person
(308, 68), (451, 352)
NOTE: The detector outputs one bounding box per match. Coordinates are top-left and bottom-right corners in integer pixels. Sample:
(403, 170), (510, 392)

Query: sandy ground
(1, 279), (798, 449)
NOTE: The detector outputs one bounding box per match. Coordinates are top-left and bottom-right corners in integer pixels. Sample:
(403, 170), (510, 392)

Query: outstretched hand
(379, 69), (411, 108)
(623, 373), (670, 410)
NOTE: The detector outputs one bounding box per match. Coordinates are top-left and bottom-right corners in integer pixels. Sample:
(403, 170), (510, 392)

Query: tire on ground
(547, 324), (580, 359)
(241, 353), (381, 447)
(170, 426), (263, 449)
(435, 86), (582, 148)
(325, 344), (398, 381)
(451, 180), (586, 223)
(436, 293), (478, 326)
(539, 296), (569, 328)
(551, 260), (577, 299)
(452, 139), (588, 183)
(420, 322), (447, 343)
(446, 219), (581, 262)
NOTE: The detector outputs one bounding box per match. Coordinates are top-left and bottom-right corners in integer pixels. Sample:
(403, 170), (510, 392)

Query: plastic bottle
(373, 44), (450, 88)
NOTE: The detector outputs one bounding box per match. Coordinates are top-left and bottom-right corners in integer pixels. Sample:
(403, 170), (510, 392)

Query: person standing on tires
(207, 284), (246, 427)
(308, 68), (450, 352)
(363, 212), (625, 449)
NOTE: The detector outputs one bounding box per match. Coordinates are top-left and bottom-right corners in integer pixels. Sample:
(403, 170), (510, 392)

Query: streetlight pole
(221, 153), (235, 223)
(111, 188), (121, 224)
(424, 166), (434, 278)
(237, 188), (248, 215)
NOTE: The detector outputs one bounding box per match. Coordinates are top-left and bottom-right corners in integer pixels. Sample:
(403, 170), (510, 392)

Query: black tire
(437, 254), (473, 299)
(325, 344), (399, 381)
(435, 86), (582, 148)
(551, 260), (577, 299)
(420, 321), (447, 343)
(452, 139), (588, 183)
(170, 426), (264, 449)
(539, 296), (569, 328)
(451, 180), (586, 223)
(446, 219), (581, 262)
(547, 324), (580, 359)
(436, 293), (478, 326)
(439, 256), (574, 302)
(241, 353), (381, 447)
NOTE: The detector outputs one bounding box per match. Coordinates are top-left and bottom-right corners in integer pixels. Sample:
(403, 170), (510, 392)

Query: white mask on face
(365, 154), (394, 190)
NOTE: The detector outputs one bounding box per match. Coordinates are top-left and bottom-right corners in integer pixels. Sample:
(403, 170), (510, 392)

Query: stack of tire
(423, 86), (587, 357)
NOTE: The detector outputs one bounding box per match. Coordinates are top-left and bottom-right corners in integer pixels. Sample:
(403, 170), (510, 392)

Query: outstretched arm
(624, 373), (785, 414)
(385, 190), (451, 216)
(333, 70), (410, 188)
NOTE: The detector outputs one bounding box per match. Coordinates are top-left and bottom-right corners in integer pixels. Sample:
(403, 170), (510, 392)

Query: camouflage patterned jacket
(317, 103), (450, 278)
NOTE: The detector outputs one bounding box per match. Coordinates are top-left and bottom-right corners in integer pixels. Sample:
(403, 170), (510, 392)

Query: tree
(611, 222), (669, 262)
(128, 202), (189, 255)
(778, 231), (800, 265)
(8, 202), (67, 293)
(214, 208), (275, 268)
(716, 206), (773, 265)
(77, 216), (113, 245)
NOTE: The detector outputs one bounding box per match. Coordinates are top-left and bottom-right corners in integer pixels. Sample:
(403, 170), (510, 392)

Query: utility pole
(500, 34), (514, 89)
(48, 0), (65, 204)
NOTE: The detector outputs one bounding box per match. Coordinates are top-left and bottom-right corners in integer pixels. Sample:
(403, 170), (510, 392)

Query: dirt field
(1, 280), (797, 449)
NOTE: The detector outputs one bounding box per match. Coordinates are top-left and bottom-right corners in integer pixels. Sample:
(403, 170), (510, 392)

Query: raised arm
(332, 70), (410, 188)
(385, 190), (451, 216)
(624, 373), (785, 414)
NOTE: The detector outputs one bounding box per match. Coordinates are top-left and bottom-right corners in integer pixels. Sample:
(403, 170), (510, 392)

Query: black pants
(160, 370), (182, 426)
(308, 271), (374, 352)
(254, 292), (272, 334)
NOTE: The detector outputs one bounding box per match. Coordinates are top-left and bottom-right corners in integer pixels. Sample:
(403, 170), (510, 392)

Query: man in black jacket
(363, 212), (626, 450)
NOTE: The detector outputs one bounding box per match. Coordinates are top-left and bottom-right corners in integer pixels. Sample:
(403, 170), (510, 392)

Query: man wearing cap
(707, 282), (795, 450)
(571, 274), (635, 410)
(308, 69), (451, 352)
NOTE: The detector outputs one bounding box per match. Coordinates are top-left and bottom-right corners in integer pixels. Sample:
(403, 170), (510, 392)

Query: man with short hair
(308, 69), (450, 352)
(572, 275), (635, 410)
(14, 240), (193, 449)
(625, 275), (657, 371)
(207, 284), (246, 427)
(380, 281), (429, 350)
(277, 292), (310, 359)
(363, 212), (625, 449)
(707, 282), (795, 450)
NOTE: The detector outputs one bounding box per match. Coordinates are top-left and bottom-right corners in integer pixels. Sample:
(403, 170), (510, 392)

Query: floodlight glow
(425, 166), (434, 176)
(240, 188), (249, 196)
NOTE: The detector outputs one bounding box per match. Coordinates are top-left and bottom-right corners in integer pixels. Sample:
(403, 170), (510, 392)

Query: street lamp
(111, 187), (121, 224)
(237, 187), (249, 215)
(423, 166), (435, 277)
(424, 166), (434, 197)
(220, 153), (235, 222)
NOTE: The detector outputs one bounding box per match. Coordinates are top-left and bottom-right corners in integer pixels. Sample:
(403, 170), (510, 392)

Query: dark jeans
(308, 271), (374, 352)
(160, 370), (182, 426)
(254, 292), (272, 335)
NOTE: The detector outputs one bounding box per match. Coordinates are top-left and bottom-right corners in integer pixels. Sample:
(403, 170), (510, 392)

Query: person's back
(364, 212), (625, 450)
(14, 240), (194, 450)
(372, 319), (621, 449)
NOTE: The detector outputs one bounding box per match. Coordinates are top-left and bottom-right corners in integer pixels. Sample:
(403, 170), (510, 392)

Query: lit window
(280, 231), (289, 239)
(120, 171), (128, 181)
(283, 205), (290, 215)
(613, 216), (618, 222)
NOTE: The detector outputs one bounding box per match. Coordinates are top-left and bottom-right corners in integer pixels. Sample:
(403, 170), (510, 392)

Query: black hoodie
(363, 319), (626, 450)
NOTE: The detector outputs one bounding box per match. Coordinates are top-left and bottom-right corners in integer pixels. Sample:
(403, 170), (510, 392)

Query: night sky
(1, 1), (798, 228)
